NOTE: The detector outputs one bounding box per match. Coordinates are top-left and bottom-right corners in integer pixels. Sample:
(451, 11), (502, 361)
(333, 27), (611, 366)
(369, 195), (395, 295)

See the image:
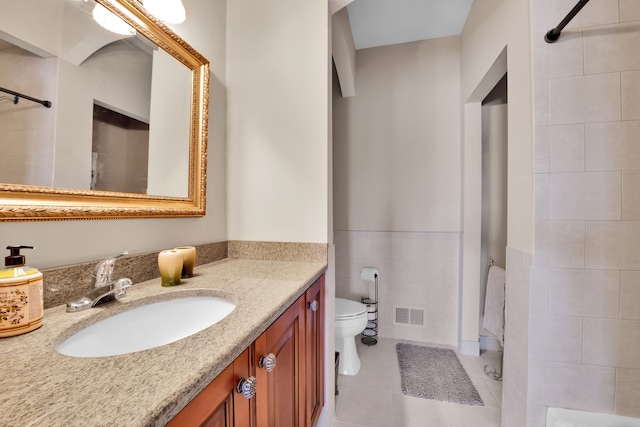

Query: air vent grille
(394, 306), (425, 327)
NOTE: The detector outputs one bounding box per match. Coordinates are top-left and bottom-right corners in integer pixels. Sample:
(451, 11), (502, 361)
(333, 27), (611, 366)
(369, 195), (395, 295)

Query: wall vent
(394, 306), (425, 327)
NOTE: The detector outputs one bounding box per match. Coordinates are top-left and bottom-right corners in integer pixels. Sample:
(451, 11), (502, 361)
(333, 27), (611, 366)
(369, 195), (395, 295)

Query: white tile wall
(545, 361), (616, 412)
(582, 318), (640, 369)
(548, 268), (620, 318)
(531, 0), (640, 424)
(548, 124), (585, 172)
(548, 221), (585, 268)
(620, 0), (640, 22)
(622, 172), (640, 219)
(549, 172), (621, 220)
(621, 71), (640, 120)
(334, 231), (460, 346)
(615, 368), (640, 417)
(502, 247), (532, 426)
(549, 73), (621, 125)
(620, 271), (640, 320)
(586, 121), (640, 172)
(583, 23), (640, 74)
(529, 314), (582, 362)
(586, 221), (640, 270)
(547, 0), (619, 30)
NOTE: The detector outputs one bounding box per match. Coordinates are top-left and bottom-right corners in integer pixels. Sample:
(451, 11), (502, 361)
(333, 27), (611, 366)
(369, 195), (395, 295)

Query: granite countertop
(0, 258), (326, 427)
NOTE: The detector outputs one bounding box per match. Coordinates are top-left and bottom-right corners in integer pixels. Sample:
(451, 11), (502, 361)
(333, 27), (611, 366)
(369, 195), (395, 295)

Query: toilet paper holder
(360, 267), (379, 346)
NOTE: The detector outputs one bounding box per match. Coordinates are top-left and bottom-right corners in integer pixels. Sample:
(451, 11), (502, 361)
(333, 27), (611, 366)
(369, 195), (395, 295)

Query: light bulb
(143, 0), (186, 24)
(92, 3), (136, 36)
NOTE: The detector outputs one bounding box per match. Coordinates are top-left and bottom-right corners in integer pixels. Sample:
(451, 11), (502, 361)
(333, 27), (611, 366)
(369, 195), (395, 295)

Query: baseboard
(460, 340), (480, 356)
(480, 335), (502, 351)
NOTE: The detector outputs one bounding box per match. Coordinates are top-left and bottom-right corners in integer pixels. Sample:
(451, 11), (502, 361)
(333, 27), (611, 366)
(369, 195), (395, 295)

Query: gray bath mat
(396, 343), (484, 406)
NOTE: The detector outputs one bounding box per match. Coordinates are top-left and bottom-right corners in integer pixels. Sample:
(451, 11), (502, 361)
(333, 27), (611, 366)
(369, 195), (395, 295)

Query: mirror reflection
(0, 0), (191, 198)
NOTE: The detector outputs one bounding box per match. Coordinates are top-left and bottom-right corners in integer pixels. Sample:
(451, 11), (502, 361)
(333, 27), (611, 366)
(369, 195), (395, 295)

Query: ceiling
(346, 0), (474, 50)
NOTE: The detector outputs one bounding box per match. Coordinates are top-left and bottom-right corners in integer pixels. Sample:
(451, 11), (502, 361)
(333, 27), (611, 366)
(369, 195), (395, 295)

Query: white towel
(483, 265), (506, 346)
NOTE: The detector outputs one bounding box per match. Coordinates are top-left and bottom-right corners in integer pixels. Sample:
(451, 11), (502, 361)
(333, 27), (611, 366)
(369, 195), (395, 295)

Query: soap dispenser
(0, 245), (44, 337)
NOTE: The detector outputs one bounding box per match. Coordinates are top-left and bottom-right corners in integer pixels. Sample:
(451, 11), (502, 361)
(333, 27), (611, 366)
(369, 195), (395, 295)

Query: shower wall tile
(530, 313), (582, 362)
(548, 221), (585, 268)
(621, 71), (640, 120)
(622, 172), (640, 219)
(620, 0), (640, 22)
(548, 124), (585, 172)
(545, 361), (616, 413)
(535, 174), (550, 221)
(548, 268), (620, 318)
(533, 33), (549, 80)
(620, 271), (640, 320)
(550, 172), (621, 220)
(531, 0), (548, 34)
(584, 22), (640, 74)
(547, 30), (583, 78)
(615, 368), (640, 417)
(586, 121), (640, 172)
(535, 126), (550, 173)
(547, 0), (619, 30)
(534, 78), (550, 126)
(528, 358), (547, 406)
(549, 73), (621, 125)
(583, 318), (640, 369)
(534, 220), (550, 267)
(586, 221), (640, 269)
(530, 267), (549, 314)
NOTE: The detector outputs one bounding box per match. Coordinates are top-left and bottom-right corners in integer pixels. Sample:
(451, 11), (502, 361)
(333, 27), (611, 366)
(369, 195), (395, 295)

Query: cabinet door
(255, 296), (304, 427)
(304, 276), (325, 427)
(167, 347), (256, 427)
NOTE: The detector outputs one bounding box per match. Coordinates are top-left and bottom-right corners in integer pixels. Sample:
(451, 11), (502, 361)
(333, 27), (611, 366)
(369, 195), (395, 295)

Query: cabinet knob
(308, 300), (318, 312)
(236, 376), (257, 399)
(259, 353), (277, 372)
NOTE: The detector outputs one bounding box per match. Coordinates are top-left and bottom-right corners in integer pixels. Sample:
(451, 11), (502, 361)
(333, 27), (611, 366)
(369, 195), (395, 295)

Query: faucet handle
(113, 278), (132, 300)
(93, 251), (129, 287)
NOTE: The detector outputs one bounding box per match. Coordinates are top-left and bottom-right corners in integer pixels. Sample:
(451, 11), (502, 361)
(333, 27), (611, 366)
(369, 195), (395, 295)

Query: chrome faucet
(66, 251), (133, 312)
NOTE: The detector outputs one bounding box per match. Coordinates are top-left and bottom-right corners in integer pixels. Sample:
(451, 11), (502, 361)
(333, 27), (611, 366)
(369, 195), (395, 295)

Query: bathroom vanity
(0, 258), (326, 427)
(168, 275), (325, 426)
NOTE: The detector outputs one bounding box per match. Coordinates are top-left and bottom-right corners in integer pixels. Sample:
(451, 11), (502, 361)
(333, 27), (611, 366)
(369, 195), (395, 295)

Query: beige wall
(226, 0), (329, 244)
(460, 0), (533, 424)
(333, 36), (462, 233)
(0, 0), (228, 269)
(332, 36), (462, 345)
(529, 0), (640, 425)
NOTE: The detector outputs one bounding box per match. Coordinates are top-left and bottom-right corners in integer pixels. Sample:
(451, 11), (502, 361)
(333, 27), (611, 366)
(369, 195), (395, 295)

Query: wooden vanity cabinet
(168, 275), (325, 427)
(167, 346), (256, 427)
(303, 275), (325, 427)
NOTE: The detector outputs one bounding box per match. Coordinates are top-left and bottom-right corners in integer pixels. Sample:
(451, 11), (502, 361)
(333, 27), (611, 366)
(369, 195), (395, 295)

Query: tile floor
(332, 338), (503, 427)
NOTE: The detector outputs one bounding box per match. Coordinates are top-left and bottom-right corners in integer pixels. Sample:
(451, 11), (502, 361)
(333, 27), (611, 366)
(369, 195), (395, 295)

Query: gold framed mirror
(0, 0), (209, 221)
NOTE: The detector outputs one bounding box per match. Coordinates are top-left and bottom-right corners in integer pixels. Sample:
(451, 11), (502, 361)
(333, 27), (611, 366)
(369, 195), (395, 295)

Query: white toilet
(335, 298), (368, 375)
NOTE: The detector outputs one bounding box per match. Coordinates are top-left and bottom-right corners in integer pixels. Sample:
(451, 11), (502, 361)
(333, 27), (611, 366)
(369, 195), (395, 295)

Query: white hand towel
(483, 265), (506, 346)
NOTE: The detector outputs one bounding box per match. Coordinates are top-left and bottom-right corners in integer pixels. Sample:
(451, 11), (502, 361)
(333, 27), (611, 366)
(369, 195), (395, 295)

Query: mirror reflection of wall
(92, 103), (149, 193)
(0, 40), (57, 187)
(0, 0), (192, 199)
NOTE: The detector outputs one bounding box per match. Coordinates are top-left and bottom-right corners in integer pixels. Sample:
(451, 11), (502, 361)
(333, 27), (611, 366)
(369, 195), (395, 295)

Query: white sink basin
(57, 296), (236, 357)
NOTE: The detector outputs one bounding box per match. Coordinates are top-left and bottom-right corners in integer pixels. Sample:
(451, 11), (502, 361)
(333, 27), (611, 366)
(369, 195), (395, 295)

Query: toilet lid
(335, 298), (367, 319)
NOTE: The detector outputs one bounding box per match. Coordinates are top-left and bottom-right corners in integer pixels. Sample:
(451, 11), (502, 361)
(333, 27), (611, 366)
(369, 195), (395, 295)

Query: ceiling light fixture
(92, 3), (136, 36)
(142, 0), (186, 24)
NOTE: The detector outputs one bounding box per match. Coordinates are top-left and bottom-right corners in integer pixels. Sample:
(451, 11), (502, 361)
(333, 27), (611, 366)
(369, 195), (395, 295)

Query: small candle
(174, 246), (196, 278)
(158, 249), (183, 286)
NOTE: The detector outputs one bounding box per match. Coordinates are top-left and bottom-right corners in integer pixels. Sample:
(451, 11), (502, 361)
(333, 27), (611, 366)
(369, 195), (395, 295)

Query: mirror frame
(0, 0), (209, 221)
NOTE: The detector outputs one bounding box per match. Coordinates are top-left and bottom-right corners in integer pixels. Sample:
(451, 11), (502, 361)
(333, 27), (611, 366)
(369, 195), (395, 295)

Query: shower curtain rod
(545, 0), (591, 43)
(0, 86), (52, 108)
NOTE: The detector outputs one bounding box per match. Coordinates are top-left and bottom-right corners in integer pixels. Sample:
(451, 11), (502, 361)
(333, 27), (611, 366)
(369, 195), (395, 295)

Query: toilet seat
(335, 298), (367, 319)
